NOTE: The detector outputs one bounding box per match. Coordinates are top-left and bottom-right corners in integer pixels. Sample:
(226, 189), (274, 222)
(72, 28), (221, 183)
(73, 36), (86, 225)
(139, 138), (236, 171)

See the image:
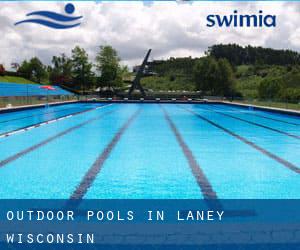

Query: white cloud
(0, 1), (300, 70)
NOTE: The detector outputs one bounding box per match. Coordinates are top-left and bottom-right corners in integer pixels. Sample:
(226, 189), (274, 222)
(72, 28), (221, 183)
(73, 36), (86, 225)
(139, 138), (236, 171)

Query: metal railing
(0, 95), (78, 109)
(230, 97), (300, 111)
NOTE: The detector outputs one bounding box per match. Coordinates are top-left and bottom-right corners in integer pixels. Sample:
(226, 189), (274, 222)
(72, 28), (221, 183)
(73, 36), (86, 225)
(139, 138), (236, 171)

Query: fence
(0, 82), (77, 108)
(231, 97), (300, 111)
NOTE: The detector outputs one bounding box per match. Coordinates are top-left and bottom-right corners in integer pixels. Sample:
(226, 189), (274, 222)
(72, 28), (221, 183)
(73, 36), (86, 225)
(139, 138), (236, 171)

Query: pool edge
(1, 99), (299, 117)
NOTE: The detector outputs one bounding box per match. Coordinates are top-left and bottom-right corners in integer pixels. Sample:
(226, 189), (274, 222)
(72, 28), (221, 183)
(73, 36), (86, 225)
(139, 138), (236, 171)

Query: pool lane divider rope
(180, 106), (300, 174)
(0, 104), (92, 124)
(213, 105), (300, 126)
(160, 105), (222, 209)
(70, 108), (141, 200)
(0, 104), (112, 139)
(0, 106), (115, 168)
(203, 106), (300, 140)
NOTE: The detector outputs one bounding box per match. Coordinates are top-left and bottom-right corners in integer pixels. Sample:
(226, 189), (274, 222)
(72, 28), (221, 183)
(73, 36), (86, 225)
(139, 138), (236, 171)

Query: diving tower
(128, 49), (152, 98)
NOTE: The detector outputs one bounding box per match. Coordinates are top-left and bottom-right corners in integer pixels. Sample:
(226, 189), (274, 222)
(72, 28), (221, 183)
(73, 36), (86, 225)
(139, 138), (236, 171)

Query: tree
(215, 58), (235, 96)
(208, 44), (300, 66)
(49, 54), (73, 85)
(18, 58), (47, 83)
(71, 46), (94, 91)
(0, 64), (5, 76)
(95, 45), (122, 88)
(193, 57), (235, 96)
(29, 57), (47, 83)
(193, 57), (218, 93)
(18, 60), (32, 79)
(258, 78), (283, 99)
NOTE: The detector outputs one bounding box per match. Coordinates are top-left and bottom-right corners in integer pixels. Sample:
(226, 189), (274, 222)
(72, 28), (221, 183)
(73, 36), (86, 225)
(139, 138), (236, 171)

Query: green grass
(0, 76), (37, 84)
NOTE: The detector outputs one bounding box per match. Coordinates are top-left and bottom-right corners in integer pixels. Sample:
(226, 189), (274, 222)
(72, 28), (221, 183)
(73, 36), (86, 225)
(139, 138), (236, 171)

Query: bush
(169, 75), (176, 82)
(0, 64), (5, 76)
(279, 88), (300, 103)
(258, 78), (283, 99)
(258, 76), (300, 102)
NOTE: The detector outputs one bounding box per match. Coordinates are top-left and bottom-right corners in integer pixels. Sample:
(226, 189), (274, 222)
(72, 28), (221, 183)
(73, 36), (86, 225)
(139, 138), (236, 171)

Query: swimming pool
(0, 103), (298, 199)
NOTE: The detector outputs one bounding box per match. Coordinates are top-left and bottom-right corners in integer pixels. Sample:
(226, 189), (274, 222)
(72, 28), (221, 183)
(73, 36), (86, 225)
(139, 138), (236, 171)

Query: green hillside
(0, 76), (37, 84)
(141, 75), (195, 91)
(142, 45), (300, 108)
(235, 64), (300, 102)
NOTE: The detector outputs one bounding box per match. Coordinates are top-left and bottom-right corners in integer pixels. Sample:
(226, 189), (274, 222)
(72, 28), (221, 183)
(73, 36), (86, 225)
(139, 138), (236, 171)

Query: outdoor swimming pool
(0, 103), (298, 199)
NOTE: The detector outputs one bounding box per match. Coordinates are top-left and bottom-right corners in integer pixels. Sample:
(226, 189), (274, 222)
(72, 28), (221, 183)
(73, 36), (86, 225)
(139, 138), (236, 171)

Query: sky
(0, 1), (300, 70)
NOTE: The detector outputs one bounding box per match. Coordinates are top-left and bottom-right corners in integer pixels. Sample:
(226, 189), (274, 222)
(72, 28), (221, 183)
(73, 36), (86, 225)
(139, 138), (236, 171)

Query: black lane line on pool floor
(180, 106), (300, 174)
(0, 104), (111, 139)
(160, 105), (222, 209)
(251, 113), (300, 126)
(0, 109), (116, 168)
(202, 106), (300, 140)
(70, 108), (141, 200)
(213, 105), (300, 126)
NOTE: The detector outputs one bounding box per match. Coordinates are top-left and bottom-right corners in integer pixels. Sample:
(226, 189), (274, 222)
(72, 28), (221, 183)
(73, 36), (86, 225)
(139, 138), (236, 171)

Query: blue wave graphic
(14, 19), (81, 29)
(26, 11), (82, 22)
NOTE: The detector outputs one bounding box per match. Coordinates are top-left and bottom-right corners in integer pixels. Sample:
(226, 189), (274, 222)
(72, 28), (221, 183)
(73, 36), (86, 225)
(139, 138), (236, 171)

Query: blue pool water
(0, 103), (298, 199)
(0, 103), (103, 136)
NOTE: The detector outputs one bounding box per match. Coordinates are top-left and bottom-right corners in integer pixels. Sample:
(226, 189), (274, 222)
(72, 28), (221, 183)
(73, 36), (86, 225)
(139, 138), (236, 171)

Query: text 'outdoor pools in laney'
(6, 210), (225, 222)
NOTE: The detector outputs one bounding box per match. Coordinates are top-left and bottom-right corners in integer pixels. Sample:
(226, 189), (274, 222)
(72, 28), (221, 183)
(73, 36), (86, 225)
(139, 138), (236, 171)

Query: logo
(206, 10), (276, 28)
(15, 3), (82, 29)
